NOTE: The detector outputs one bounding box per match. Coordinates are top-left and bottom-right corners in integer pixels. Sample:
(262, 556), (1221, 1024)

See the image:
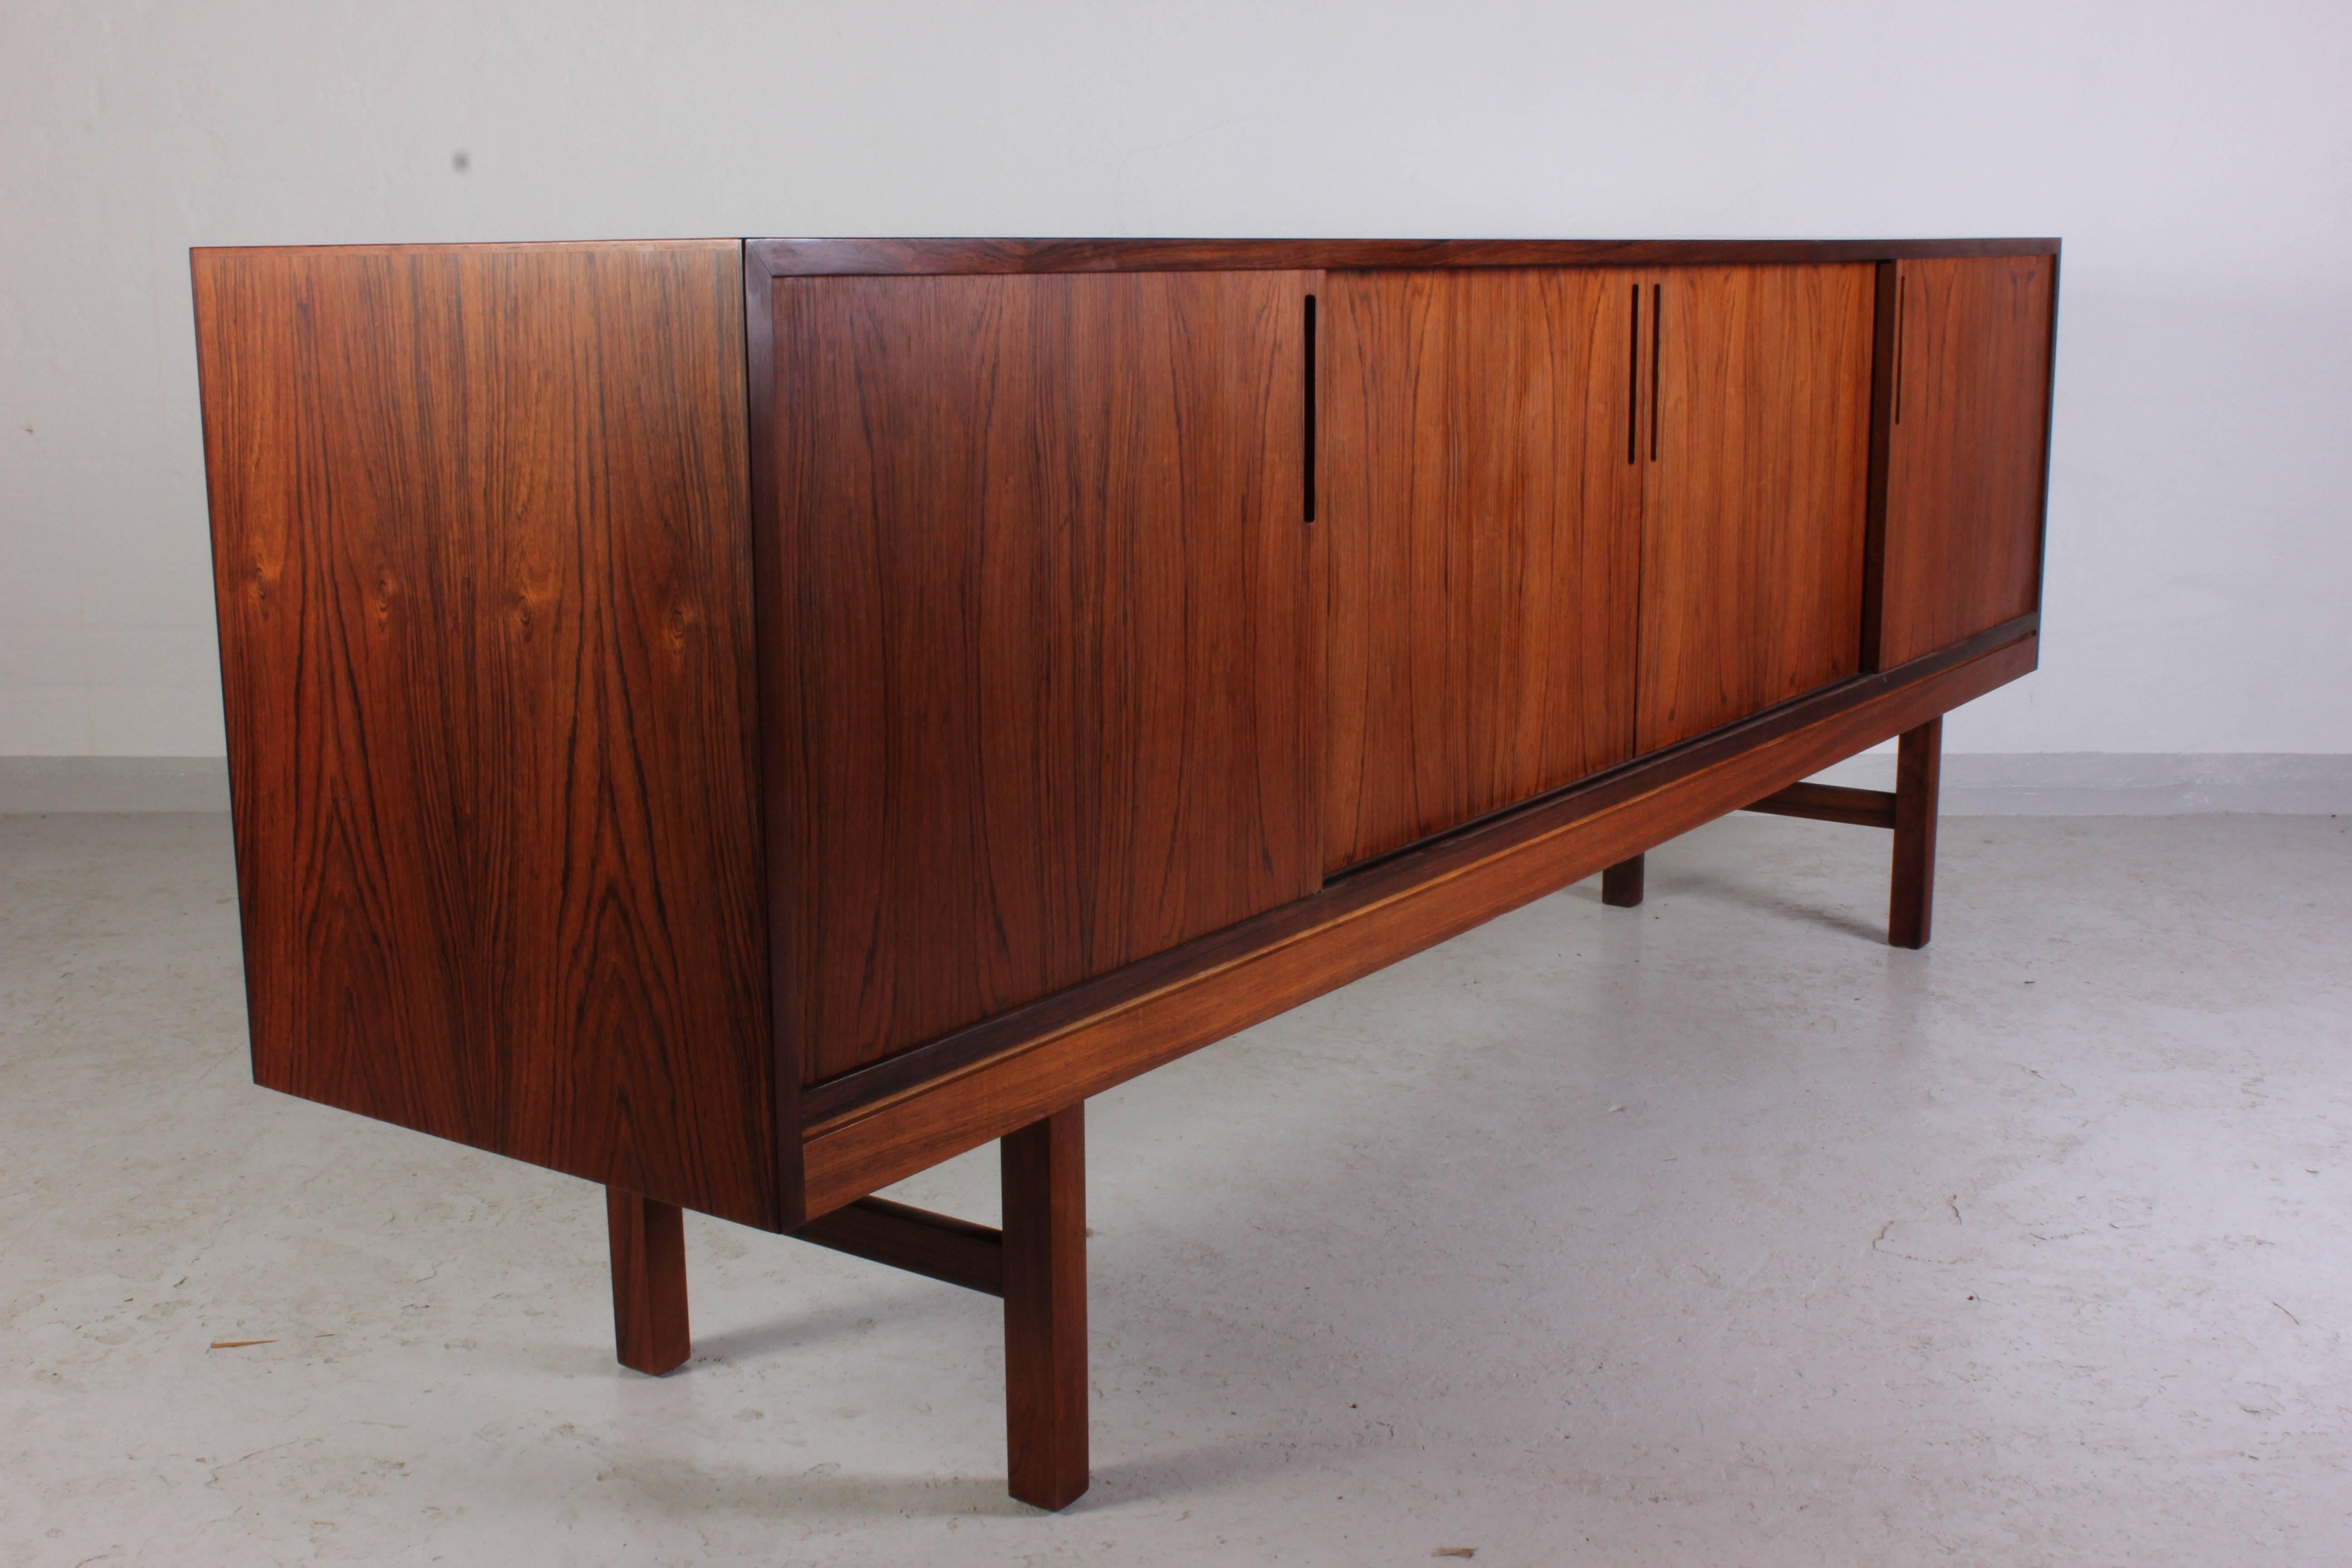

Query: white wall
(4, 0), (2347, 760)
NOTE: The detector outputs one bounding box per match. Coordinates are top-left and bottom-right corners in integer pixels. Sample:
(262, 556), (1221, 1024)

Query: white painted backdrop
(3, 1), (2346, 795)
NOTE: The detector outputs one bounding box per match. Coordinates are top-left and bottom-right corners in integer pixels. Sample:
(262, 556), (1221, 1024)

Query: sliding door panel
(1637, 264), (1875, 752)
(1323, 268), (1642, 872)
(767, 271), (1322, 1085)
(1875, 255), (2056, 668)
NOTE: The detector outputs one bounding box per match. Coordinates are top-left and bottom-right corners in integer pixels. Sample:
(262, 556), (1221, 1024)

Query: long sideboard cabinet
(194, 236), (2058, 1509)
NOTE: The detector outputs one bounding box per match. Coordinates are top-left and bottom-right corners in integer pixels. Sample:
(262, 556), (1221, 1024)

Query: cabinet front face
(767, 271), (1323, 1085)
(1322, 268), (1643, 872)
(1637, 264), (1876, 752)
(1876, 255), (2055, 668)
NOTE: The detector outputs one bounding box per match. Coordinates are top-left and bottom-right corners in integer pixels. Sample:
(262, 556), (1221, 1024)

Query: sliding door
(766, 270), (1323, 1083)
(1322, 267), (1643, 872)
(1874, 255), (2057, 668)
(1636, 264), (1876, 752)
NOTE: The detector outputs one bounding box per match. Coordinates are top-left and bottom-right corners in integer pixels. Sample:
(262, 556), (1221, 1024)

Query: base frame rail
(1601, 714), (1944, 948)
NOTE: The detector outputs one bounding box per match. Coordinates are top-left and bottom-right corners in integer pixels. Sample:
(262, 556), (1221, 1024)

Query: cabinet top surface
(192, 237), (2059, 272)
(747, 237), (2058, 274)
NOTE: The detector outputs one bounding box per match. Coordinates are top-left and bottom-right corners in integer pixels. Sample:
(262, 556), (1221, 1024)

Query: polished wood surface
(800, 607), (2038, 1132)
(752, 238), (2061, 277)
(1890, 717), (1943, 948)
(1637, 264), (1876, 752)
(1742, 780), (1900, 829)
(1876, 256), (2058, 666)
(607, 1189), (691, 1376)
(799, 622), (2038, 1214)
(761, 270), (1323, 1088)
(201, 235), (2056, 1512)
(192, 241), (776, 1227)
(1323, 268), (1641, 872)
(793, 1196), (1005, 1295)
(1001, 1105), (1088, 1510)
(192, 234), (2061, 1516)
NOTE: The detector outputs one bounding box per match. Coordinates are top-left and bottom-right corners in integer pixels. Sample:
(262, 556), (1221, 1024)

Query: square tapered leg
(1001, 1103), (1088, 1510)
(1889, 717), (1942, 949)
(607, 1187), (690, 1376)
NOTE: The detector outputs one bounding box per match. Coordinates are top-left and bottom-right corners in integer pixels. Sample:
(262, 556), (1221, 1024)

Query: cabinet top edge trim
(748, 238), (2059, 276)
(189, 239), (743, 261)
(185, 237), (2061, 271)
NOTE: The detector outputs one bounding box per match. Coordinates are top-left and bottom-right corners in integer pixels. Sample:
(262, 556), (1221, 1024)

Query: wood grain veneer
(1322, 268), (1642, 872)
(193, 241), (775, 1227)
(759, 270), (1323, 1087)
(1875, 256), (2058, 667)
(1636, 264), (1877, 752)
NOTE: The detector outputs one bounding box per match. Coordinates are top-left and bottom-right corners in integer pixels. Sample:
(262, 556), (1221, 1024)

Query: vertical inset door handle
(1893, 271), (1907, 426)
(1627, 283), (1641, 465)
(1303, 293), (1317, 522)
(1648, 283), (1663, 462)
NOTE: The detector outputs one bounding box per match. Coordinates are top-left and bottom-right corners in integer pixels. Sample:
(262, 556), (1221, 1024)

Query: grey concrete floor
(3, 811), (2348, 1566)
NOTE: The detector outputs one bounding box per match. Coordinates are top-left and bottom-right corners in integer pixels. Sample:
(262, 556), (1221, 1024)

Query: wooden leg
(1001, 1104), (1088, 1510)
(1601, 852), (1645, 907)
(1889, 716), (1941, 949)
(607, 1187), (690, 1375)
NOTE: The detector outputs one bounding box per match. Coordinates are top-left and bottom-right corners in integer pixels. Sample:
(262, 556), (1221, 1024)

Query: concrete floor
(3, 812), (2348, 1566)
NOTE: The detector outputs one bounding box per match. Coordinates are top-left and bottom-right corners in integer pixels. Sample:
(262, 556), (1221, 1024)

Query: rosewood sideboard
(193, 236), (2058, 1509)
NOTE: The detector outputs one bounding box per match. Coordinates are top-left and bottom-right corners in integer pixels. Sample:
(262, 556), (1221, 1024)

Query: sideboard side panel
(765, 270), (1324, 1086)
(1877, 255), (2058, 668)
(194, 241), (776, 1228)
(1322, 268), (1643, 873)
(1637, 264), (1876, 752)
